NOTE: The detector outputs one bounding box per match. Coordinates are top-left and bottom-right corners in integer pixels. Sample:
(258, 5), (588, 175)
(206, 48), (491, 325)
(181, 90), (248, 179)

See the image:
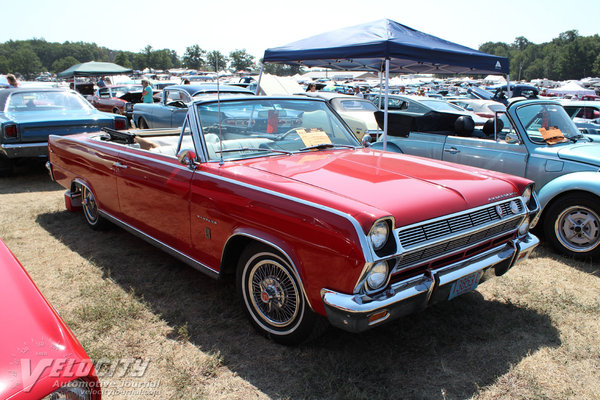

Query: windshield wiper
(215, 147), (293, 155)
(299, 143), (356, 151)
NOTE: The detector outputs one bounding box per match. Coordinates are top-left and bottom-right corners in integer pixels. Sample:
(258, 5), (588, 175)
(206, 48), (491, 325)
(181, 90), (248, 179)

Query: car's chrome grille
(398, 201), (523, 248)
(395, 200), (524, 272)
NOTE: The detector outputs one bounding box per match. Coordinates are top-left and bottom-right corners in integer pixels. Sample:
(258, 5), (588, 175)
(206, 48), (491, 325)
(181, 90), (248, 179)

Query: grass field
(1, 162), (599, 400)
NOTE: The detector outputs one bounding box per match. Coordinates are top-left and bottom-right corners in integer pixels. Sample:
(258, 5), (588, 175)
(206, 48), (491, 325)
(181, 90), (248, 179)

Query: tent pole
(255, 64), (264, 95)
(506, 74), (511, 98)
(383, 59), (389, 151)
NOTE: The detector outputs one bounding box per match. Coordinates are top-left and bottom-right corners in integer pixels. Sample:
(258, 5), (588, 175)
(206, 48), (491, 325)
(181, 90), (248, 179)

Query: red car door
(115, 150), (194, 254)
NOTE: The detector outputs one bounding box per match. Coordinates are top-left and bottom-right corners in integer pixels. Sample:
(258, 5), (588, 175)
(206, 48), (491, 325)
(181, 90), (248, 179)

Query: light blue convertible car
(132, 84), (254, 129)
(370, 98), (600, 259)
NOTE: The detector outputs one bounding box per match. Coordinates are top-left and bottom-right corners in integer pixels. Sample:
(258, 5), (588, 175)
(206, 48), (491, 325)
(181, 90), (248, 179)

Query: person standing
(141, 79), (153, 103)
(353, 86), (364, 98)
(97, 76), (106, 88)
(6, 74), (18, 88)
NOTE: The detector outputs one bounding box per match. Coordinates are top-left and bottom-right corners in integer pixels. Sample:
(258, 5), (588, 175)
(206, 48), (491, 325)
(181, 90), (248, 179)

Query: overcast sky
(2, 0), (597, 61)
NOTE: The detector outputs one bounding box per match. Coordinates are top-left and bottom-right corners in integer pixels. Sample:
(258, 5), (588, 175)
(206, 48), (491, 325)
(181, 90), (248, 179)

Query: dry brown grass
(1, 162), (599, 400)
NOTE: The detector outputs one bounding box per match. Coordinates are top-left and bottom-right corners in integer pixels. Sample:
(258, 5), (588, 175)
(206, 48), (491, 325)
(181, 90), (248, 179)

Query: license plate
(448, 271), (482, 300)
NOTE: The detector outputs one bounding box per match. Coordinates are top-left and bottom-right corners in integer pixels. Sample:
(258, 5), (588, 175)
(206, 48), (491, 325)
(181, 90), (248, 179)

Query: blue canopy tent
(261, 19), (510, 147)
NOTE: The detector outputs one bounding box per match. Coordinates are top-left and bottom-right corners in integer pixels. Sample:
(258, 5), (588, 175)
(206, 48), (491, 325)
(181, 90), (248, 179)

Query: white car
(448, 99), (506, 119)
(305, 92), (381, 139)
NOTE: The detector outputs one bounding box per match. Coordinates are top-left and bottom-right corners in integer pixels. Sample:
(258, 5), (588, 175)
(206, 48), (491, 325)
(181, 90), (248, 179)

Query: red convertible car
(0, 240), (100, 399)
(47, 95), (540, 344)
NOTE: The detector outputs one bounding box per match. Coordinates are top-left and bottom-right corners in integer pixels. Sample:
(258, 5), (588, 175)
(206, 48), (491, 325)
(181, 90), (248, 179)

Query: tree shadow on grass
(37, 211), (561, 400)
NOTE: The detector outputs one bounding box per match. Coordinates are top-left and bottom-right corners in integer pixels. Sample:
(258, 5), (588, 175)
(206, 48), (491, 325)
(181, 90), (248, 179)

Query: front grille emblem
(496, 205), (503, 218)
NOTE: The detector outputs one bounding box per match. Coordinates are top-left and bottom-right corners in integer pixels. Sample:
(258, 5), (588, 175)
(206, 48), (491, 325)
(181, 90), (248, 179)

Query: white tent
(547, 81), (595, 97)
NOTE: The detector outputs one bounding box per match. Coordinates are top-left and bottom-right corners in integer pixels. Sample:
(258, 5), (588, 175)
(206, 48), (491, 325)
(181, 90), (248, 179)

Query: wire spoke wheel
(249, 259), (299, 328)
(237, 244), (323, 345)
(82, 186), (99, 225)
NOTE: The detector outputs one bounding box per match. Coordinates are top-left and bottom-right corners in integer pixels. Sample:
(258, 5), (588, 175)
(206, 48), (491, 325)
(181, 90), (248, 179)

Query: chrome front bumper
(321, 233), (539, 333)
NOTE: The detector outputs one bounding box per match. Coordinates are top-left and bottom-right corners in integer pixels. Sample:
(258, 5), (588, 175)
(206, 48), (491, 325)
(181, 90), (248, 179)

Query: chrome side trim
(224, 233), (313, 310)
(98, 210), (220, 279)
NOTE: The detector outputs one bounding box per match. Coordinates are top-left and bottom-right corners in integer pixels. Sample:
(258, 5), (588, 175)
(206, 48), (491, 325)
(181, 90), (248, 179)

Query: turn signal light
(4, 124), (17, 139)
(368, 310), (390, 325)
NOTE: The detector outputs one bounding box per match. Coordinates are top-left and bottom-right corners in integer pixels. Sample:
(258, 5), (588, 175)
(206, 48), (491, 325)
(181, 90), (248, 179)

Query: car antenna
(216, 59), (224, 166)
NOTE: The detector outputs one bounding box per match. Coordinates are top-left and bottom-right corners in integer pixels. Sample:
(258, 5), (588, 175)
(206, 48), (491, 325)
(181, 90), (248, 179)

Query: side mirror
(177, 149), (197, 168)
(361, 134), (374, 147)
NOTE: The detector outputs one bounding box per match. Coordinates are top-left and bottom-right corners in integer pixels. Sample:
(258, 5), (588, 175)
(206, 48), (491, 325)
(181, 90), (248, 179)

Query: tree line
(479, 30), (600, 81)
(0, 39), (259, 79)
(2, 30), (600, 81)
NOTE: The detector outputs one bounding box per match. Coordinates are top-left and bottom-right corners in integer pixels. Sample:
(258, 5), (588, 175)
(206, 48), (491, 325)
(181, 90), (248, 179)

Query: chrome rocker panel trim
(321, 233), (539, 333)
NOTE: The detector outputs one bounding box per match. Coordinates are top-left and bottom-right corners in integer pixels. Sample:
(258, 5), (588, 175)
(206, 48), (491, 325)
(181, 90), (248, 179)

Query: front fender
(538, 171), (600, 210)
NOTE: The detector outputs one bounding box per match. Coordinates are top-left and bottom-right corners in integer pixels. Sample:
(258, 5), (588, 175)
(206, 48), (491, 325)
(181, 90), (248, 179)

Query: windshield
(515, 103), (582, 145)
(197, 99), (360, 161)
(5, 91), (93, 112)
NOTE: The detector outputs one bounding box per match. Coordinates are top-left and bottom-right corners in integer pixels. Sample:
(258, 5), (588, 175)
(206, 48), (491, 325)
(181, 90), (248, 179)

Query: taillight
(4, 124), (17, 139)
(114, 118), (127, 130)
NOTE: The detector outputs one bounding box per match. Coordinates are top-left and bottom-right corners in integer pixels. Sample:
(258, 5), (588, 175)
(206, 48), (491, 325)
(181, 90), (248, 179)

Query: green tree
(229, 49), (254, 72)
(50, 56), (80, 74)
(114, 51), (132, 69)
(10, 45), (43, 79)
(206, 50), (227, 72)
(183, 45), (206, 70)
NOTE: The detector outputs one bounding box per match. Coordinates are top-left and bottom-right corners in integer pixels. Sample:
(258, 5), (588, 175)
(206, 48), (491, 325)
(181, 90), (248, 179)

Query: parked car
(371, 98), (600, 258)
(559, 99), (600, 135)
(448, 99), (506, 119)
(0, 239), (101, 399)
(132, 84), (254, 129)
(90, 84), (144, 115)
(0, 88), (128, 173)
(47, 95), (539, 345)
(305, 92), (382, 139)
(471, 84), (539, 105)
(368, 94), (488, 126)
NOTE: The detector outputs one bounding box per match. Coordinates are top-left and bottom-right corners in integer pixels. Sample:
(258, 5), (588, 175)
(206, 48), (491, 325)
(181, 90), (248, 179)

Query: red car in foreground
(0, 240), (100, 399)
(47, 95), (540, 344)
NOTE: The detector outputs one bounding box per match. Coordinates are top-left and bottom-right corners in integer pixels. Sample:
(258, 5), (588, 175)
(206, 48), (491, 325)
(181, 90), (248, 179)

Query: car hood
(0, 241), (91, 399)
(241, 149), (525, 229)
(556, 142), (600, 167)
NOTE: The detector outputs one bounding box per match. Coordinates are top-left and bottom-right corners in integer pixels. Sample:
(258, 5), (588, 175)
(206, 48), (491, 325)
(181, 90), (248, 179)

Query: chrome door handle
(113, 162), (128, 169)
(444, 147), (459, 154)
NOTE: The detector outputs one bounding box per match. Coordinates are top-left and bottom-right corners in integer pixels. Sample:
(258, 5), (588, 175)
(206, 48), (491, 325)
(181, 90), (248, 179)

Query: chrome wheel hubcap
(556, 206), (600, 252)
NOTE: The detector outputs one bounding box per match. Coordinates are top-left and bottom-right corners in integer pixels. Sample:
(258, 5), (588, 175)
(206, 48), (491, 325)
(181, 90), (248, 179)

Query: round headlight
(366, 261), (389, 290)
(522, 187), (532, 205)
(369, 220), (389, 250)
